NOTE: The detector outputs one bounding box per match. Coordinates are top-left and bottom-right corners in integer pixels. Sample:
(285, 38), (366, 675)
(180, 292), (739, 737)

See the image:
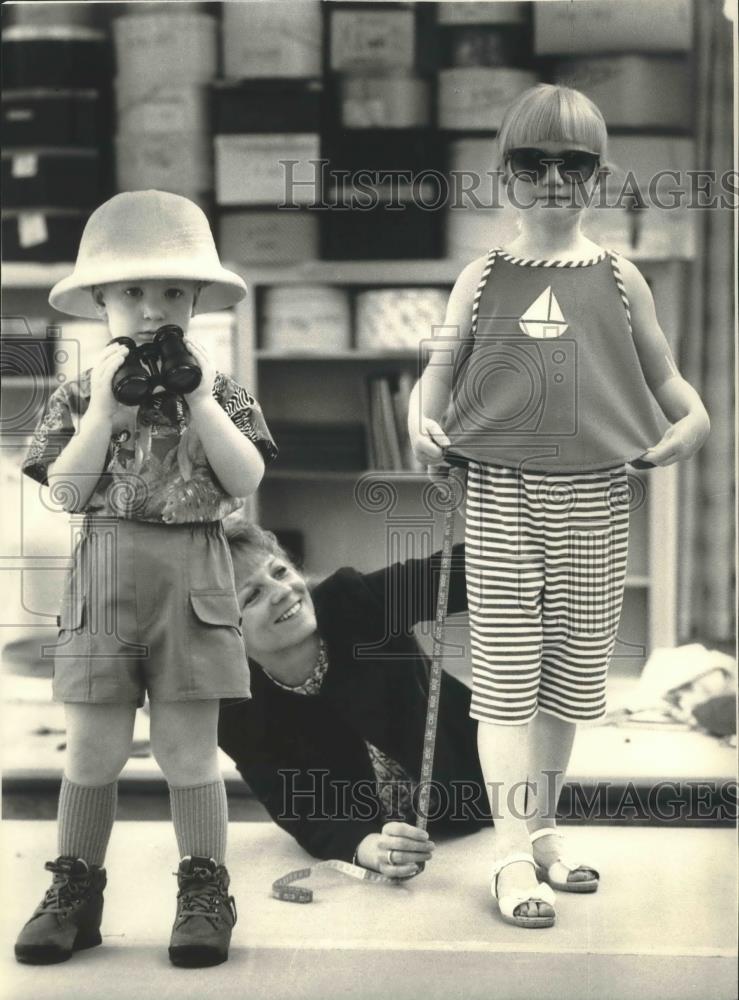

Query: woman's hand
(641, 413), (710, 467)
(410, 416), (450, 466)
(88, 341), (129, 423)
(182, 337), (216, 407)
(355, 822), (435, 878)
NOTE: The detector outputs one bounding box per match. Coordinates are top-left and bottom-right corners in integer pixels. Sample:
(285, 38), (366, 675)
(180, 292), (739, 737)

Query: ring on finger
(387, 849), (395, 866)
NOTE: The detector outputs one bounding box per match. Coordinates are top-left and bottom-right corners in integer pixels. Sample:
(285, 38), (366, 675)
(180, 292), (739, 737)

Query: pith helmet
(49, 190), (247, 318)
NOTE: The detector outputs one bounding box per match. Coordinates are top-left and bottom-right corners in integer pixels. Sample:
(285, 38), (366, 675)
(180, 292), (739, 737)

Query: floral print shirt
(22, 370), (277, 524)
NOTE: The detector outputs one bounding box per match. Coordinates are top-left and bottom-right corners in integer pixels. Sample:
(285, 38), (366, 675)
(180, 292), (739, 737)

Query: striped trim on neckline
(496, 250), (608, 268)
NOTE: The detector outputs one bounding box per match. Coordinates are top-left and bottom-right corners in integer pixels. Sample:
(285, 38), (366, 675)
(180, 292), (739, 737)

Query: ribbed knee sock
(57, 776), (118, 867)
(168, 780), (228, 865)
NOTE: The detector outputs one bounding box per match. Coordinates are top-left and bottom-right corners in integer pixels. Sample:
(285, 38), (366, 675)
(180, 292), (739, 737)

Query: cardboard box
(534, 0), (692, 54)
(215, 134), (322, 206)
(437, 2), (528, 26)
(113, 13), (217, 97)
(218, 210), (320, 265)
(212, 79), (324, 134)
(117, 86), (209, 136)
(330, 7), (422, 72)
(1, 28), (110, 89)
(438, 68), (538, 130)
(3, 150), (104, 209)
(322, 200), (443, 260)
(341, 75), (431, 129)
(554, 56), (691, 129)
(222, 0), (322, 79)
(116, 133), (211, 200)
(584, 204), (696, 260)
(1, 210), (87, 262)
(586, 136), (696, 259)
(2, 90), (103, 147)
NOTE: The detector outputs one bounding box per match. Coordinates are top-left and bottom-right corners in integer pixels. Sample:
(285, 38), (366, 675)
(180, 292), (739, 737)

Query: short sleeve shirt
(22, 371), (278, 524)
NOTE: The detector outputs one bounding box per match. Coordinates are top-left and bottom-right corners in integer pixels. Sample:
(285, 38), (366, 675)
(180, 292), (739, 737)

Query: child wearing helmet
(15, 190), (277, 968)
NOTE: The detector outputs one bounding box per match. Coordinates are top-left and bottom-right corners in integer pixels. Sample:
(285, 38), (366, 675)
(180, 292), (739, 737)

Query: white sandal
(490, 852), (556, 928)
(530, 829), (600, 894)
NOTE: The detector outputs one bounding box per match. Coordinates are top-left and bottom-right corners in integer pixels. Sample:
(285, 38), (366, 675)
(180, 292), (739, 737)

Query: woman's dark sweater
(218, 543), (491, 862)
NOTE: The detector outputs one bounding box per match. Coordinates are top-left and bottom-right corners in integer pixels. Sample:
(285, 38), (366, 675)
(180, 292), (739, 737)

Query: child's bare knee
(66, 735), (130, 784)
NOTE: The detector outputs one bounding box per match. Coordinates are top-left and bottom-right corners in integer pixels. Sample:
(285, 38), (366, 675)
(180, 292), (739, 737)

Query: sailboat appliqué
(519, 287), (569, 339)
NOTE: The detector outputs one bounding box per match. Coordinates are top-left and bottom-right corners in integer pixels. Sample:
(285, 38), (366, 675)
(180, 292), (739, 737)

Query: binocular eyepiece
(111, 326), (202, 406)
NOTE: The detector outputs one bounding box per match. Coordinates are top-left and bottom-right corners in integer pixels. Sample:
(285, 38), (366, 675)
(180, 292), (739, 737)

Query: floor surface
(1, 821), (736, 1000)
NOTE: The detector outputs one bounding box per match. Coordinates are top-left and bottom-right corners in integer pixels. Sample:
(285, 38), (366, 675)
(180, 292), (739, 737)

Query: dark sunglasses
(505, 147), (601, 183)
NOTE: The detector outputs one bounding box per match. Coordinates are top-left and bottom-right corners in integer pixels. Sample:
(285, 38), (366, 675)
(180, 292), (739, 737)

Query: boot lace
(37, 860), (90, 916)
(174, 866), (237, 929)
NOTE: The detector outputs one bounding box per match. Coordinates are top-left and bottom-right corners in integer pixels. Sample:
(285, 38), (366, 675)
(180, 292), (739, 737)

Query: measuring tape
(272, 469), (463, 903)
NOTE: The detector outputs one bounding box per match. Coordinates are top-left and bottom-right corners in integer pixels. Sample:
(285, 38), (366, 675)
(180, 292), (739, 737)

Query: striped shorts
(465, 461), (630, 725)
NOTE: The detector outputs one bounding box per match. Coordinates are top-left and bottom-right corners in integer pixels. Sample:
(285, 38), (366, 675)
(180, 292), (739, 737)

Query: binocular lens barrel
(110, 327), (202, 405)
(111, 337), (152, 405)
(155, 326), (202, 395)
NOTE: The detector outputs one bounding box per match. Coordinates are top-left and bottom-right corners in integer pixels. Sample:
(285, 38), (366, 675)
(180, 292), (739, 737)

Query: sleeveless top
(441, 249), (667, 473)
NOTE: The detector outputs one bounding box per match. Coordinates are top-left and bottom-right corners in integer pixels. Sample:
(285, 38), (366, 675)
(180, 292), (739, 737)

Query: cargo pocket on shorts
(189, 590), (242, 633)
(187, 590), (245, 695)
(57, 593), (86, 635)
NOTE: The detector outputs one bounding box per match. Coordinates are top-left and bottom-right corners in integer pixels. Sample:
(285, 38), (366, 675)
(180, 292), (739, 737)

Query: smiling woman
(219, 524), (492, 880)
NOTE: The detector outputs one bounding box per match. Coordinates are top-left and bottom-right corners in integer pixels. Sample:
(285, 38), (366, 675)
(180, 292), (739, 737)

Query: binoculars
(111, 325), (202, 406)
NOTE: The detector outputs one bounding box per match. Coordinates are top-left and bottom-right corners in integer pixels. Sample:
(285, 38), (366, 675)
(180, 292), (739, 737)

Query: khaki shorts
(51, 517), (250, 705)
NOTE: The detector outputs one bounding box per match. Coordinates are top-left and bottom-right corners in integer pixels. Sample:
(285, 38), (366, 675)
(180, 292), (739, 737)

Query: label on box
(12, 153), (38, 178)
(330, 9), (415, 71)
(18, 213), (48, 247)
(7, 108), (34, 122)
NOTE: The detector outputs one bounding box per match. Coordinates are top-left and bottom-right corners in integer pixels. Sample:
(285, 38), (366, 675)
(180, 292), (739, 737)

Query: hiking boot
(168, 856), (237, 967)
(15, 856), (106, 964)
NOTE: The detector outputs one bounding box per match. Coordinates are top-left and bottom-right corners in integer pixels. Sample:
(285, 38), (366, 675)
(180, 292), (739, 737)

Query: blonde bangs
(497, 85), (608, 160)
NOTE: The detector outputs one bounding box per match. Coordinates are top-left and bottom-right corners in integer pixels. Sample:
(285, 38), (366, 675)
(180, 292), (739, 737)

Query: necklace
(266, 637), (328, 696)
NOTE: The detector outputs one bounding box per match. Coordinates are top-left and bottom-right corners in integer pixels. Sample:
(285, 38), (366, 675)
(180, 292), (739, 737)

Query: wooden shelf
(1, 263), (74, 289)
(265, 468), (427, 483)
(236, 258), (679, 288)
(2, 258), (686, 293)
(256, 349), (419, 361)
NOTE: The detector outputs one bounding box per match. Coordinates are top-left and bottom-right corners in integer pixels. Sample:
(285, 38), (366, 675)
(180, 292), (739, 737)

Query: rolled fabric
(116, 85), (210, 136)
(113, 12), (217, 98)
(115, 132), (211, 203)
(355, 288), (448, 351)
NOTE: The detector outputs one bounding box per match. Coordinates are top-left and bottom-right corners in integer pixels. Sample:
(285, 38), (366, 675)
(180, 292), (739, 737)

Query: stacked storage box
(436, 2), (535, 260)
(215, 1), (323, 265)
(534, 0), (695, 259)
(113, 9), (217, 206)
(1, 6), (111, 262)
(324, 2), (443, 259)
